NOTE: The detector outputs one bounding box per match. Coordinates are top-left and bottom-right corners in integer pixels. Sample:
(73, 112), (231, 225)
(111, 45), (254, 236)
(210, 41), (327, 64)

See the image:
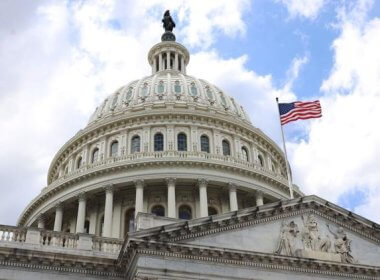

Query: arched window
(154, 133), (164, 151)
(200, 135), (210, 153)
(131, 135), (141, 153)
(76, 156), (82, 169)
(91, 148), (99, 163)
(124, 208), (135, 235)
(84, 220), (90, 234)
(222, 140), (231, 156)
(151, 205), (165, 217)
(178, 205), (192, 220)
(258, 155), (264, 167)
(241, 147), (249, 161)
(177, 133), (187, 151)
(110, 141), (118, 157)
(208, 207), (218, 216)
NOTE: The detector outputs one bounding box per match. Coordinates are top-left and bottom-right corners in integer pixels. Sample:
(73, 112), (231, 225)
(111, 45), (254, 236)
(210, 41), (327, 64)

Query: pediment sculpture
(275, 214), (356, 264)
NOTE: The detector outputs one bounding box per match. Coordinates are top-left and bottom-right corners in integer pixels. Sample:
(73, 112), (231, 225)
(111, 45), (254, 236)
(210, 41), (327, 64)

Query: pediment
(182, 211), (380, 266)
(129, 196), (380, 268)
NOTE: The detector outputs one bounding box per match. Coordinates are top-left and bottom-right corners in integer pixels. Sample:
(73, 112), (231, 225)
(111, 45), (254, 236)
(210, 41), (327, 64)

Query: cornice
(0, 247), (122, 278)
(127, 196), (380, 245)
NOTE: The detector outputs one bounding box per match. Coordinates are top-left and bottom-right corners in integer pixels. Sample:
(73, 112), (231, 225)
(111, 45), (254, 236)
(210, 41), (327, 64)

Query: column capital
(197, 178), (208, 188)
(55, 201), (63, 211)
(228, 182), (237, 191)
(104, 184), (115, 194)
(256, 190), (264, 197)
(134, 179), (145, 188)
(165, 177), (176, 186)
(78, 192), (86, 202)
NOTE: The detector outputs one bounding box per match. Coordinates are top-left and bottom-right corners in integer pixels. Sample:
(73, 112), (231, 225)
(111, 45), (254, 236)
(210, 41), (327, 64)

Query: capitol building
(0, 12), (379, 280)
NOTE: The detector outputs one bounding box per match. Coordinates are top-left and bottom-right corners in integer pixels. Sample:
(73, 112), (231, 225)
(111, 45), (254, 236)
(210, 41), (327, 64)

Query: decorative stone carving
(301, 214), (331, 252)
(275, 221), (299, 256)
(327, 224), (355, 264)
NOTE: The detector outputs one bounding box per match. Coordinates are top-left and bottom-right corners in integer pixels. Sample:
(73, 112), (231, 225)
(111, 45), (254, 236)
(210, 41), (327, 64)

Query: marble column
(256, 191), (264, 206)
(135, 179), (144, 217)
(228, 183), (238, 211)
(166, 178), (176, 218)
(181, 56), (185, 74)
(102, 185), (114, 237)
(37, 215), (45, 229)
(174, 53), (178, 70)
(75, 193), (86, 233)
(159, 53), (163, 71)
(53, 203), (63, 232)
(198, 179), (208, 217)
(153, 57), (157, 74)
(166, 51), (170, 69)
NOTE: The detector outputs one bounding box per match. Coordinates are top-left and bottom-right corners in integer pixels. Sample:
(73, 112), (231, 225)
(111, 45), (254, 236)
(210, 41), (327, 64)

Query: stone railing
(48, 151), (287, 191)
(0, 225), (123, 255)
(0, 225), (27, 243)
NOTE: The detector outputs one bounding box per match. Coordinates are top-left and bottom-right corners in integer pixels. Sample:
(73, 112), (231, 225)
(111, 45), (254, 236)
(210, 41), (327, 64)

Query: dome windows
(154, 133), (164, 151)
(205, 86), (214, 101)
(110, 141), (119, 157)
(222, 140), (231, 156)
(177, 133), (187, 151)
(208, 206), (218, 216)
(91, 148), (99, 163)
(157, 81), (165, 94)
(200, 135), (210, 153)
(131, 136), (141, 153)
(125, 87), (133, 101)
(178, 205), (192, 220)
(151, 205), (165, 217)
(189, 82), (198, 96)
(76, 156), (82, 169)
(140, 82), (149, 97)
(174, 80), (182, 94)
(258, 154), (264, 167)
(241, 147), (249, 161)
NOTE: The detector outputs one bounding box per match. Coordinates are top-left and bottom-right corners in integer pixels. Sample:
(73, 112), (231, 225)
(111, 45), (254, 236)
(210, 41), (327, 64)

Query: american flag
(278, 100), (322, 125)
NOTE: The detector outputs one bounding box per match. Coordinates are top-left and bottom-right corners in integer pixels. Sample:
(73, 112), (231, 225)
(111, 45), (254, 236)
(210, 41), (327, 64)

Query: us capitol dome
(18, 21), (302, 236)
(2, 11), (379, 280)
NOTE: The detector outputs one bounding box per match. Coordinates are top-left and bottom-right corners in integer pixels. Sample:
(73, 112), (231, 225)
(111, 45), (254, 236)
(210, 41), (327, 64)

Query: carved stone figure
(275, 221), (299, 256)
(301, 214), (331, 252)
(162, 10), (175, 32)
(327, 224), (355, 263)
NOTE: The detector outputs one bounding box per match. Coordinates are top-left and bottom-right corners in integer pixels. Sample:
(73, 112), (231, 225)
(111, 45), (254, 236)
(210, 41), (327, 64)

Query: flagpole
(276, 97), (294, 199)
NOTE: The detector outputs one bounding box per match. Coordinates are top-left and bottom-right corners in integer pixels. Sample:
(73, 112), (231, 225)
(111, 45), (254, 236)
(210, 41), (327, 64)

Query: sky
(0, 0), (380, 225)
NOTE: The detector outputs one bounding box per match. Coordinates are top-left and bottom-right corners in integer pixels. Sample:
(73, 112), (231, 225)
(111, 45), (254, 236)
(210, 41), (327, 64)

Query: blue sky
(0, 0), (380, 225)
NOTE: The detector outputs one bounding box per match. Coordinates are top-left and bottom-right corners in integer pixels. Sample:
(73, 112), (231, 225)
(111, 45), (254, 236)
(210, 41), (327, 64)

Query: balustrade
(0, 225), (122, 255)
(0, 225), (26, 242)
(48, 151), (287, 191)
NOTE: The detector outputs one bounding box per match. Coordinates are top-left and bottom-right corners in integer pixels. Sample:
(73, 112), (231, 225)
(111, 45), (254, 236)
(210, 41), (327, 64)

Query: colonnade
(37, 180), (266, 237)
(152, 51), (186, 74)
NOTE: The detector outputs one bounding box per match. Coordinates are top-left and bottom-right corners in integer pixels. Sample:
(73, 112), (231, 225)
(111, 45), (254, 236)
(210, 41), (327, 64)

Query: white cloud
(278, 0), (326, 19)
(289, 3), (380, 222)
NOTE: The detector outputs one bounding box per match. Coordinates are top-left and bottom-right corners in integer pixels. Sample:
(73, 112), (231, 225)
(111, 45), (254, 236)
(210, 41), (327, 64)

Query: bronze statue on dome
(162, 10), (175, 32)
(161, 10), (176, 41)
